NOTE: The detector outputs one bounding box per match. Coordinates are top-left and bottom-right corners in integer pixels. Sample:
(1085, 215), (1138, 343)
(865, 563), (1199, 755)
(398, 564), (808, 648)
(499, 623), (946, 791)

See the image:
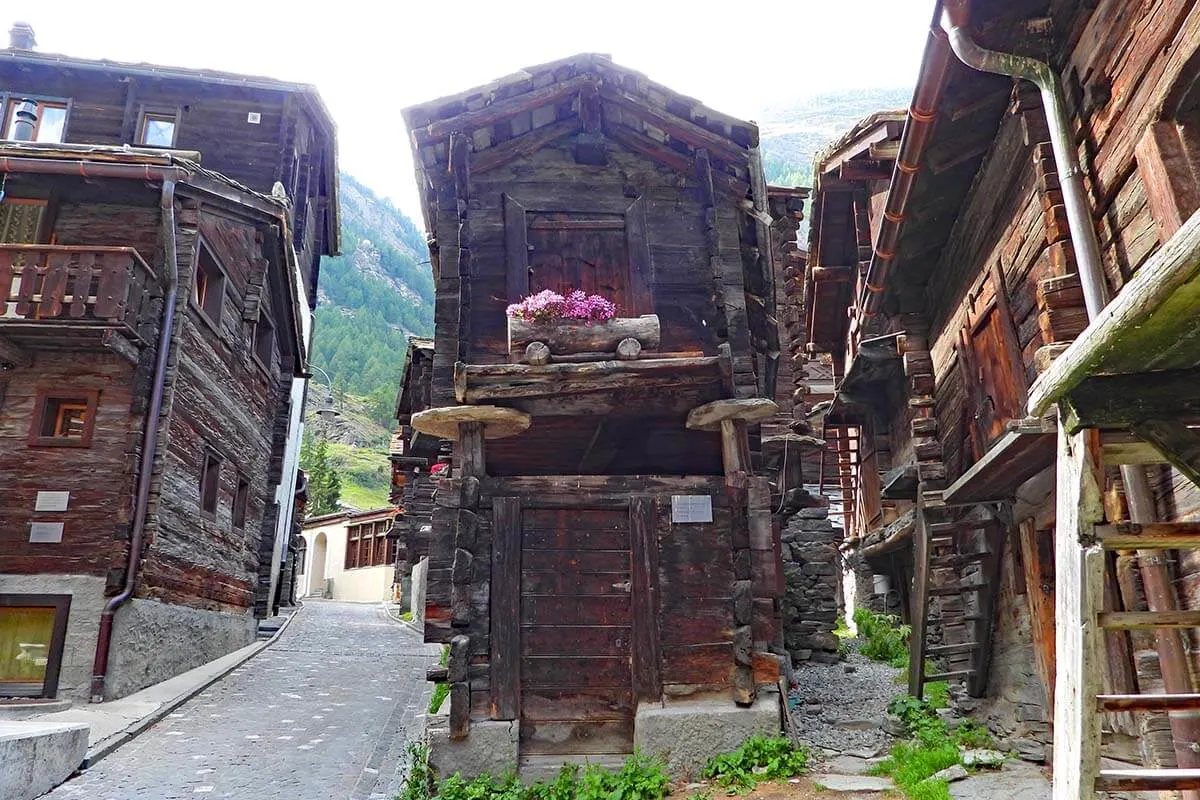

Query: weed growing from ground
(700, 735), (810, 791)
(852, 609), (910, 667)
(396, 749), (670, 800)
(871, 694), (1000, 800)
(428, 645), (450, 714)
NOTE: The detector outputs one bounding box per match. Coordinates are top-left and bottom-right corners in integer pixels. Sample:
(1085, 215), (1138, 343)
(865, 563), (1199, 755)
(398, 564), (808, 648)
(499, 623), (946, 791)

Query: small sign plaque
(671, 495), (713, 524)
(35, 491), (70, 512)
(29, 522), (65, 543)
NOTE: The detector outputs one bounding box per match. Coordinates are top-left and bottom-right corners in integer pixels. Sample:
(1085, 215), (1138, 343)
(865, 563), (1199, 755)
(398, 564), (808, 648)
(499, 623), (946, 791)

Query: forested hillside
(310, 174), (434, 425)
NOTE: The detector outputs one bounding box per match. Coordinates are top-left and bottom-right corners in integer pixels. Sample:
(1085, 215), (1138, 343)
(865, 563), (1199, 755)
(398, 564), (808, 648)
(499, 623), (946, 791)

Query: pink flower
(506, 289), (617, 323)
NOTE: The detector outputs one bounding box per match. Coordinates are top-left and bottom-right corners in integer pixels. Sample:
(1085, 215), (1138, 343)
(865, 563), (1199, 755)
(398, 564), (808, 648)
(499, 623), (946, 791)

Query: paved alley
(44, 601), (439, 800)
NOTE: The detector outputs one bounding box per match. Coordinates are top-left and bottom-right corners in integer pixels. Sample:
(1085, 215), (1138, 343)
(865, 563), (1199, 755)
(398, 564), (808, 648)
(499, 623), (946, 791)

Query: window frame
(135, 106), (181, 149)
(1, 95), (72, 143)
(0, 594), (72, 698)
(28, 389), (99, 448)
(232, 474), (250, 531)
(343, 517), (396, 570)
(200, 450), (222, 520)
(192, 241), (227, 332)
(252, 315), (275, 371)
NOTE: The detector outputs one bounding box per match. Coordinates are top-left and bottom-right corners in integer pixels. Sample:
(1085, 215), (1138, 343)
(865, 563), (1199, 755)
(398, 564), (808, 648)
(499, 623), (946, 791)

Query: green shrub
(853, 609), (910, 667)
(701, 735), (810, 791)
(923, 681), (950, 710)
(396, 750), (670, 800)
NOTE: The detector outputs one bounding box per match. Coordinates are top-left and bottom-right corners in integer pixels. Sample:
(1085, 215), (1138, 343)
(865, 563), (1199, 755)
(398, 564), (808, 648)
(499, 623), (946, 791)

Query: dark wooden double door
(519, 507), (636, 756)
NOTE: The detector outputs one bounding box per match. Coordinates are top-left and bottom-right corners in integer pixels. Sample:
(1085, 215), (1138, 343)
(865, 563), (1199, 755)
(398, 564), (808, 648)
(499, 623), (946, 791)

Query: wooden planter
(507, 314), (661, 364)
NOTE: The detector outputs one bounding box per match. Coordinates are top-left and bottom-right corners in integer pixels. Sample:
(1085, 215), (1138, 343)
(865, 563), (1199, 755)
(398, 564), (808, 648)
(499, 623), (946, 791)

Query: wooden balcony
(0, 245), (156, 357)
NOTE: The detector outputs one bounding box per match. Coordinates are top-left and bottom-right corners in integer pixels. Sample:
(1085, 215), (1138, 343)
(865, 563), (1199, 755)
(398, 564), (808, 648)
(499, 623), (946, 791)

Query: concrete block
(634, 695), (782, 778)
(0, 720), (89, 800)
(427, 712), (519, 780)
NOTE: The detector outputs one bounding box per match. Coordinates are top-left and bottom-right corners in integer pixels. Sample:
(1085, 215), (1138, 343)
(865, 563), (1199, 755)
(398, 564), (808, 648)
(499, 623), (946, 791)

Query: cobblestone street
(44, 600), (439, 800)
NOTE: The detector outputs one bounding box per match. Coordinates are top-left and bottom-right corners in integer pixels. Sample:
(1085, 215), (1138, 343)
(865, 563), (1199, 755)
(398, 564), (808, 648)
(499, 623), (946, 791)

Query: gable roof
(402, 53), (761, 237)
(0, 44), (340, 259)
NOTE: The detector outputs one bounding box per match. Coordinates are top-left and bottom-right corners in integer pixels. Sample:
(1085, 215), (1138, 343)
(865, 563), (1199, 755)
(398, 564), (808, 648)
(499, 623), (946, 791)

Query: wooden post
(449, 634), (471, 739)
(458, 421), (485, 478)
(1017, 519), (1057, 704)
(630, 496), (662, 702)
(1052, 414), (1105, 800)
(490, 497), (521, 720)
(907, 487), (930, 699)
(719, 419), (750, 475)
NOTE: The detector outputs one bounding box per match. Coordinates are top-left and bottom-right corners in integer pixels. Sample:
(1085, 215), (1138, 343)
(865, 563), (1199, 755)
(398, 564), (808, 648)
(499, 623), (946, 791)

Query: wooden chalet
(804, 0), (1200, 794)
(0, 27), (337, 702)
(401, 54), (790, 775)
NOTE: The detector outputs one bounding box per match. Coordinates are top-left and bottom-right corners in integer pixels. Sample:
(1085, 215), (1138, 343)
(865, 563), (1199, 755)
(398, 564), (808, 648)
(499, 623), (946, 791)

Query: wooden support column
(458, 421), (485, 479)
(908, 488), (930, 699)
(1017, 519), (1056, 704)
(449, 634), (471, 739)
(1052, 415), (1105, 800)
(490, 497), (520, 720)
(630, 496), (662, 702)
(719, 419), (750, 475)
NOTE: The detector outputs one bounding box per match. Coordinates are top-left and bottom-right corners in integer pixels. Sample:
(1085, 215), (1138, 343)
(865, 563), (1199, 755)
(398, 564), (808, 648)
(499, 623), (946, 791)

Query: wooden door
(504, 196), (653, 317)
(527, 214), (632, 308)
(519, 507), (635, 756)
(959, 262), (1026, 454)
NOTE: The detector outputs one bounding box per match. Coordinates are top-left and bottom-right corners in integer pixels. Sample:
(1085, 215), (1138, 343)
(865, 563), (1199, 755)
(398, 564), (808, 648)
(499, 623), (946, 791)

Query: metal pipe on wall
(941, 0), (1200, 779)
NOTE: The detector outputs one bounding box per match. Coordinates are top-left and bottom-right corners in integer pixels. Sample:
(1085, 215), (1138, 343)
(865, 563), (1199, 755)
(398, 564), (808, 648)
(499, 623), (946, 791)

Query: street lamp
(308, 364), (340, 421)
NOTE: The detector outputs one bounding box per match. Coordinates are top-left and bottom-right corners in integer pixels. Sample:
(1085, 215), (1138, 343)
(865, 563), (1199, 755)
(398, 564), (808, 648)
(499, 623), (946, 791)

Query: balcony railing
(0, 245), (156, 340)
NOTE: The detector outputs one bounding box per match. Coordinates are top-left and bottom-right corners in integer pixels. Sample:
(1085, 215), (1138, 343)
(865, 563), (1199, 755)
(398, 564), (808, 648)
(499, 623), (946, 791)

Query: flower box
(507, 314), (662, 363)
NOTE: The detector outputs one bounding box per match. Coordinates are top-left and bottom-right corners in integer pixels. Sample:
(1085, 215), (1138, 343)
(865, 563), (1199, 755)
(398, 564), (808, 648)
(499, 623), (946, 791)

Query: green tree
(300, 434), (342, 516)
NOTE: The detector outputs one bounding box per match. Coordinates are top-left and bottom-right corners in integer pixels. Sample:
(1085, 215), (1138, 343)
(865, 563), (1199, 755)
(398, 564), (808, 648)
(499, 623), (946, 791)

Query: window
(193, 245), (225, 327)
(136, 109), (178, 148)
(232, 475), (250, 530)
(29, 391), (98, 447)
(0, 595), (72, 698)
(3, 98), (68, 143)
(200, 452), (221, 518)
(253, 317), (274, 367)
(344, 518), (394, 569)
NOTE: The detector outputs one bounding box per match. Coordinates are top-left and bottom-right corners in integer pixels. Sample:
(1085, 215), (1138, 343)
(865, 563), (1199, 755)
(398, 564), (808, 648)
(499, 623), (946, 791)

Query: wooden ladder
(1056, 424), (1200, 797)
(908, 490), (1006, 700)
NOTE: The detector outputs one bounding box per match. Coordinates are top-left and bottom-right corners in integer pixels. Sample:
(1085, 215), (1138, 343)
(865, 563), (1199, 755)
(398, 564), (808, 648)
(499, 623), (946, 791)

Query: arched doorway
(309, 533), (327, 597)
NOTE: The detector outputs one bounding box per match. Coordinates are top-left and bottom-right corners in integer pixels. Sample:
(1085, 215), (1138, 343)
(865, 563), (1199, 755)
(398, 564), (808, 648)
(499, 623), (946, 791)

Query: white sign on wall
(671, 495), (713, 524)
(29, 522), (65, 543)
(35, 491), (71, 512)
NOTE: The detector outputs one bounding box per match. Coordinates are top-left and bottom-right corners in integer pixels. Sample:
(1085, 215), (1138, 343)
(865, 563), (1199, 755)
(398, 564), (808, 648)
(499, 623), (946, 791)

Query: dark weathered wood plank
(630, 496), (662, 702)
(490, 496), (520, 720)
(1098, 694), (1200, 712)
(908, 489), (930, 698)
(1096, 769), (1200, 791)
(1097, 522), (1200, 549)
(503, 194), (528, 303)
(1130, 420), (1200, 489)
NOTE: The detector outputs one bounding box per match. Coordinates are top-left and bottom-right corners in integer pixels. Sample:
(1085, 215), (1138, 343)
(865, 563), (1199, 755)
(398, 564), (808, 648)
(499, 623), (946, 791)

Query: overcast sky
(20, 0), (932, 218)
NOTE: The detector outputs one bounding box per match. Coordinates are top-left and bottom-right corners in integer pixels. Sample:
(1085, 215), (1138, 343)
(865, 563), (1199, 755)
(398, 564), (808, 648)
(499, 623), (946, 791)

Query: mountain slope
(311, 173), (435, 425)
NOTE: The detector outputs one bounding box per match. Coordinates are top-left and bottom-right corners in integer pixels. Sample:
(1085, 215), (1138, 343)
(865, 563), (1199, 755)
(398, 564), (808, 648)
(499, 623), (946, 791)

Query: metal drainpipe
(942, 0), (1200, 778)
(89, 178), (180, 702)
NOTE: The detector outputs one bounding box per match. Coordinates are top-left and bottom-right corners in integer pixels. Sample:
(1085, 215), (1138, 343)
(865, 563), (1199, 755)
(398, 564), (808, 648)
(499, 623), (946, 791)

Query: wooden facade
(401, 54), (788, 765)
(805, 0), (1200, 792)
(0, 39), (336, 701)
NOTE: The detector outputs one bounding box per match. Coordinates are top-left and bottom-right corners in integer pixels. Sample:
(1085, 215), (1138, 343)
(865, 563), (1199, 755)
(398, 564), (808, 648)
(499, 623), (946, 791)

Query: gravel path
(788, 646), (903, 756)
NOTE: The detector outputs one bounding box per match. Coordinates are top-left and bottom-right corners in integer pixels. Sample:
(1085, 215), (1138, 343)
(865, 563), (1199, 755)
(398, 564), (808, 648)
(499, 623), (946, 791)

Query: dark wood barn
(803, 0), (1200, 793)
(0, 31), (336, 702)
(401, 54), (789, 776)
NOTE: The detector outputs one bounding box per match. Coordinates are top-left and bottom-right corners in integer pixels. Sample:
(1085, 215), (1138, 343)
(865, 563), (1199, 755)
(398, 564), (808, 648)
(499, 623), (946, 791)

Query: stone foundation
(780, 508), (842, 664)
(107, 597), (256, 700)
(634, 692), (782, 778)
(425, 693), (782, 781)
(426, 712), (519, 780)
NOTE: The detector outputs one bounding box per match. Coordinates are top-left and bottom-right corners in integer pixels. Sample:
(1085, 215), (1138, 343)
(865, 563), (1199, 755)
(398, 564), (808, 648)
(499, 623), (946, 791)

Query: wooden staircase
(907, 491), (1006, 700)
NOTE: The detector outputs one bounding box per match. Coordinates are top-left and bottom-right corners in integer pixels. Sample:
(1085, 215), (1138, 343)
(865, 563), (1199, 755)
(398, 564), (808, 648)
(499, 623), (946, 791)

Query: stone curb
(381, 602), (424, 637)
(82, 605), (302, 767)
